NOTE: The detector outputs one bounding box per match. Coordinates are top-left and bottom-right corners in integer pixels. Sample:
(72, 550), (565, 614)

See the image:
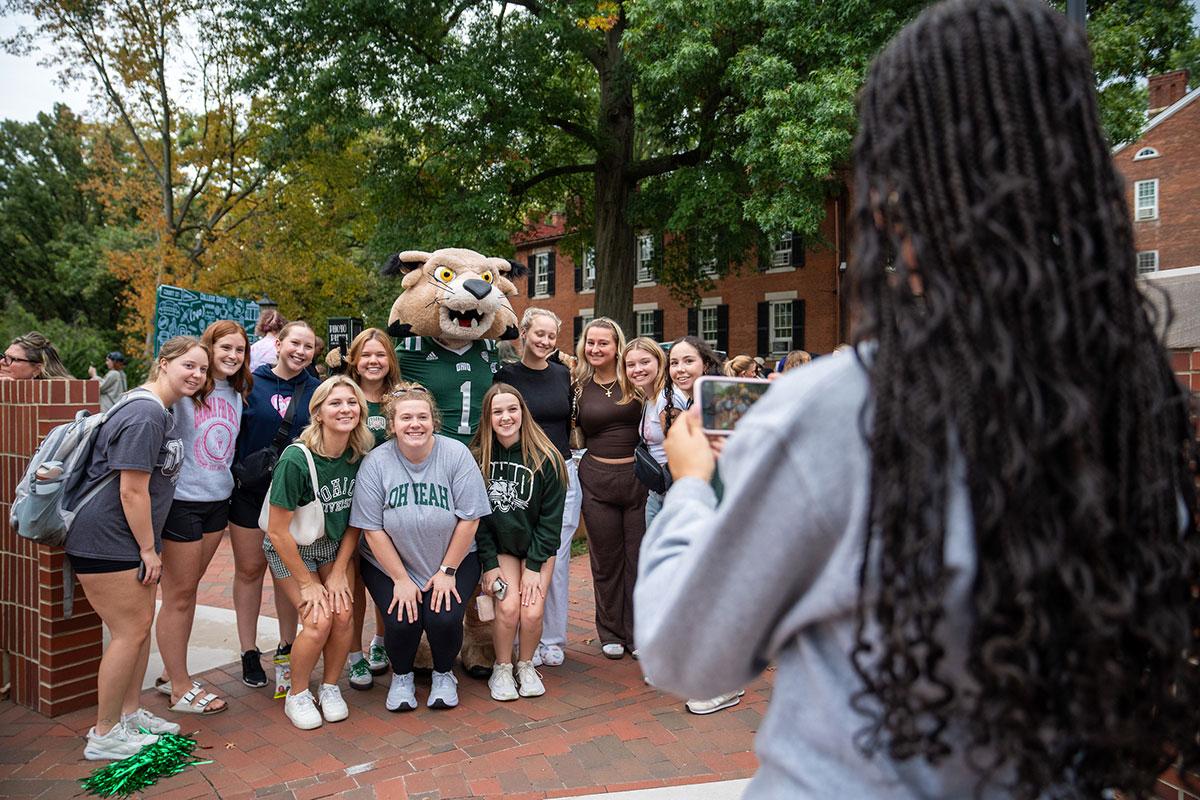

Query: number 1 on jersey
(457, 381), (471, 435)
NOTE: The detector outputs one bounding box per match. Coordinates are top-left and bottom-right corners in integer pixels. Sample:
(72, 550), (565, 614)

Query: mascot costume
(382, 247), (525, 677)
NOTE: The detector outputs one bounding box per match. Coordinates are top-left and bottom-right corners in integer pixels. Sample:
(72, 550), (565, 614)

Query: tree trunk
(591, 13), (636, 337)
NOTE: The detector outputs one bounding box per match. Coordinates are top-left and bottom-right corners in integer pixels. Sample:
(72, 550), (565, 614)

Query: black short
(68, 554), (141, 574)
(163, 499), (230, 543)
(228, 483), (269, 529)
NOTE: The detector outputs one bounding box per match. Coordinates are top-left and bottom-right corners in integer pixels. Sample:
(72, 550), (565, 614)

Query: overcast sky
(3, 3), (1200, 124)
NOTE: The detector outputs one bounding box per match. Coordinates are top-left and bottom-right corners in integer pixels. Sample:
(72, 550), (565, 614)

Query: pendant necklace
(594, 377), (618, 398)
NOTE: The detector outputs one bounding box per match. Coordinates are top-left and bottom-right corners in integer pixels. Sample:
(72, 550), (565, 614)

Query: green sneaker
(367, 642), (389, 676)
(348, 657), (373, 691)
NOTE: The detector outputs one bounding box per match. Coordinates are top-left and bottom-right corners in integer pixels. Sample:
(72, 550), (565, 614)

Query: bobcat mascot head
(383, 248), (526, 343)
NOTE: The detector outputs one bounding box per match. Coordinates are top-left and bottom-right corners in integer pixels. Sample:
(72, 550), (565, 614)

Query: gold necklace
(594, 377), (618, 398)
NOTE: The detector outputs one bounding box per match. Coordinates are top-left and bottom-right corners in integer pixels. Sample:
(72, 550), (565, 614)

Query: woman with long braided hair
(635, 1), (1200, 797)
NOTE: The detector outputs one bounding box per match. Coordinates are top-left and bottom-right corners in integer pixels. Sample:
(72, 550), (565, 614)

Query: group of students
(62, 306), (737, 760)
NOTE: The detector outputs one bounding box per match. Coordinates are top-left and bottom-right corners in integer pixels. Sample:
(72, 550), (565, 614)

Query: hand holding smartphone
(695, 376), (770, 435)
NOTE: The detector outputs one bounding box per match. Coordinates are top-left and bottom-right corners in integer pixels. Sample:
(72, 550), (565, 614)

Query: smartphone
(137, 561), (147, 583)
(696, 376), (770, 435)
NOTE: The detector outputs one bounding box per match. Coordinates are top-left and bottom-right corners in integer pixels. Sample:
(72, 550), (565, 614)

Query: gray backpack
(10, 390), (166, 614)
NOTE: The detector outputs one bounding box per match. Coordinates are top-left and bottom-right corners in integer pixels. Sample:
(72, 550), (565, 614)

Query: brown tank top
(576, 378), (641, 458)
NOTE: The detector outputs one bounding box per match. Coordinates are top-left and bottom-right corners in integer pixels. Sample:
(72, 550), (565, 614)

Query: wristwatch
(438, 564), (457, 576)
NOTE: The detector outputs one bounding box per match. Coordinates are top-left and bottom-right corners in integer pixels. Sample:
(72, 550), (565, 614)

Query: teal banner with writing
(152, 285), (259, 355)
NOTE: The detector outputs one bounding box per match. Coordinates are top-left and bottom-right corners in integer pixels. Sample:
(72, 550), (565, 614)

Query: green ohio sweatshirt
(475, 441), (566, 572)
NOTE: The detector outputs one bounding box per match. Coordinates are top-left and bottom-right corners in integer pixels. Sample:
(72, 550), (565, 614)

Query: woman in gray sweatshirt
(636, 1), (1200, 797)
(154, 321), (252, 715)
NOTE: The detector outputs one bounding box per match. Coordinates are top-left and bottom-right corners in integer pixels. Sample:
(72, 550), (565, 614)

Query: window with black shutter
(791, 299), (806, 350)
(652, 309), (664, 342)
(527, 256), (536, 298)
(790, 233), (805, 268)
(575, 251), (583, 292)
(573, 316), (582, 348)
(687, 307), (698, 337)
(545, 252), (556, 296)
(757, 302), (769, 356)
(716, 304), (729, 354)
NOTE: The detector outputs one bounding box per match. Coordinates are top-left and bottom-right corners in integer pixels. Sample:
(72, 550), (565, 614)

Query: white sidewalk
(574, 780), (750, 799)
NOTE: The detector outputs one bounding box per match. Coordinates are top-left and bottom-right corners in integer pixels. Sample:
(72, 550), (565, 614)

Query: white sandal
(169, 681), (227, 715)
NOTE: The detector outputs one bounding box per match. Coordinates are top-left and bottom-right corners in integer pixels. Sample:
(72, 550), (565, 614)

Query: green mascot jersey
(395, 336), (499, 444)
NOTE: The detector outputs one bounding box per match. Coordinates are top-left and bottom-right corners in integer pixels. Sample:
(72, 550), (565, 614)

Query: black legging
(360, 553), (481, 674)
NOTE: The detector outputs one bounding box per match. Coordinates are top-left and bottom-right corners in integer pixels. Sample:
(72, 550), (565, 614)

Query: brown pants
(578, 455), (648, 647)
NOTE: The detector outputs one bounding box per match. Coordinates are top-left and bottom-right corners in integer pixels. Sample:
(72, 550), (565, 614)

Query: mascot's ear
(506, 259), (528, 278)
(381, 251), (432, 277)
(387, 320), (413, 339)
(499, 325), (520, 341)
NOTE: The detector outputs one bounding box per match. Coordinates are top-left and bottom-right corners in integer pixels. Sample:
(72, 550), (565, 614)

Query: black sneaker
(274, 642), (292, 663)
(241, 649), (268, 687)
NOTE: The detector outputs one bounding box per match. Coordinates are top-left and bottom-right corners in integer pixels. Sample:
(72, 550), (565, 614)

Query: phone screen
(697, 377), (770, 434)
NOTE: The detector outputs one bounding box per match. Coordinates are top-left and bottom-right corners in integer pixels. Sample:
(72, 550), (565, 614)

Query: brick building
(510, 202), (849, 359)
(1114, 70), (1200, 274)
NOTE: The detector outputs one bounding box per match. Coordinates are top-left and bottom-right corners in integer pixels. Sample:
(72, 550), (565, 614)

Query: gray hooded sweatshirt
(635, 351), (1007, 799)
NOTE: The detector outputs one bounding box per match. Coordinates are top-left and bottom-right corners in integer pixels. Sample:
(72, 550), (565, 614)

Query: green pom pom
(80, 729), (213, 798)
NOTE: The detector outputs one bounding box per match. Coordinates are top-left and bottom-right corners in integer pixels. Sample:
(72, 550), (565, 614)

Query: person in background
(473, 384), (567, 701)
(343, 327), (403, 690)
(495, 308), (579, 668)
(88, 352), (128, 411)
(572, 318), (645, 660)
(229, 320), (320, 688)
(308, 337), (326, 380)
(349, 383), (491, 712)
(249, 309), (287, 371)
(153, 321), (251, 716)
(67, 336), (208, 759)
(264, 376), (371, 730)
(636, 1), (1200, 796)
(780, 350), (812, 372)
(722, 355), (759, 379)
(1, 331), (72, 379)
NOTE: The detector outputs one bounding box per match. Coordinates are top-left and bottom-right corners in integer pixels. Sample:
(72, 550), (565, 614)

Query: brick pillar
(1171, 348), (1200, 395)
(0, 378), (103, 716)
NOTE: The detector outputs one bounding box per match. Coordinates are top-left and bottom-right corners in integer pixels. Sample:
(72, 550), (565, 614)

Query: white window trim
(1134, 179), (1159, 221)
(765, 290), (798, 301)
(699, 296), (722, 307)
(769, 299), (793, 356)
(1133, 147), (1160, 161)
(1136, 250), (1159, 274)
(580, 248), (596, 294)
(765, 266), (797, 274)
(636, 310), (657, 338)
(579, 307), (595, 317)
(698, 306), (719, 348)
(633, 302), (659, 312)
(772, 231), (794, 268)
(636, 233), (656, 285)
(532, 250), (552, 299)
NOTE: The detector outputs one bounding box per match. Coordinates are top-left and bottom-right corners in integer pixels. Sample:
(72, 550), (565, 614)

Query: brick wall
(513, 203), (847, 359)
(1117, 92), (1200, 272)
(0, 378), (103, 716)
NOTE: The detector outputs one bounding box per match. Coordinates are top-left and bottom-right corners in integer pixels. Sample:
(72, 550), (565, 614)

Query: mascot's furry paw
(324, 344), (346, 373)
(461, 591), (496, 679)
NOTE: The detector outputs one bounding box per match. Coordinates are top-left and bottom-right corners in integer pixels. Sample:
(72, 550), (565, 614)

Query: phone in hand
(695, 376), (771, 435)
(492, 577), (508, 601)
(137, 560), (147, 583)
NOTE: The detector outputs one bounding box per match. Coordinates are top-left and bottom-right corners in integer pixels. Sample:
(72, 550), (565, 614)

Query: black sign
(327, 317), (364, 353)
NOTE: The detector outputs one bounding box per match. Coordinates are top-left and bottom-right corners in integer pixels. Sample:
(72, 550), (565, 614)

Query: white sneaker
(386, 672), (417, 712)
(601, 643), (625, 659)
(428, 670), (459, 709)
(348, 656), (373, 690)
(123, 707), (180, 736)
(515, 660), (545, 697)
(84, 722), (159, 761)
(284, 689), (323, 730)
(534, 643), (565, 667)
(685, 690), (745, 715)
(318, 683), (349, 722)
(488, 663), (518, 701)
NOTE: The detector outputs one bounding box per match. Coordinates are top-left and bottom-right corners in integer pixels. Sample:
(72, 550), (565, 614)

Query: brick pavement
(0, 533), (769, 799)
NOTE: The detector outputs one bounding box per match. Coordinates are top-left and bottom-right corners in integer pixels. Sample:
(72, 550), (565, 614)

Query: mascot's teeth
(448, 309), (483, 328)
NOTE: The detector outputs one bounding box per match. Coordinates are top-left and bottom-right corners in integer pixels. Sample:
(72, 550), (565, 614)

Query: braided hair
(662, 336), (722, 434)
(847, 1), (1200, 796)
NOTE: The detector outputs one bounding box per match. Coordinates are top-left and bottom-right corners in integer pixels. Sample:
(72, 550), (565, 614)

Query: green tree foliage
(235, 0), (927, 330)
(1055, 0), (1200, 145)
(0, 105), (129, 375)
